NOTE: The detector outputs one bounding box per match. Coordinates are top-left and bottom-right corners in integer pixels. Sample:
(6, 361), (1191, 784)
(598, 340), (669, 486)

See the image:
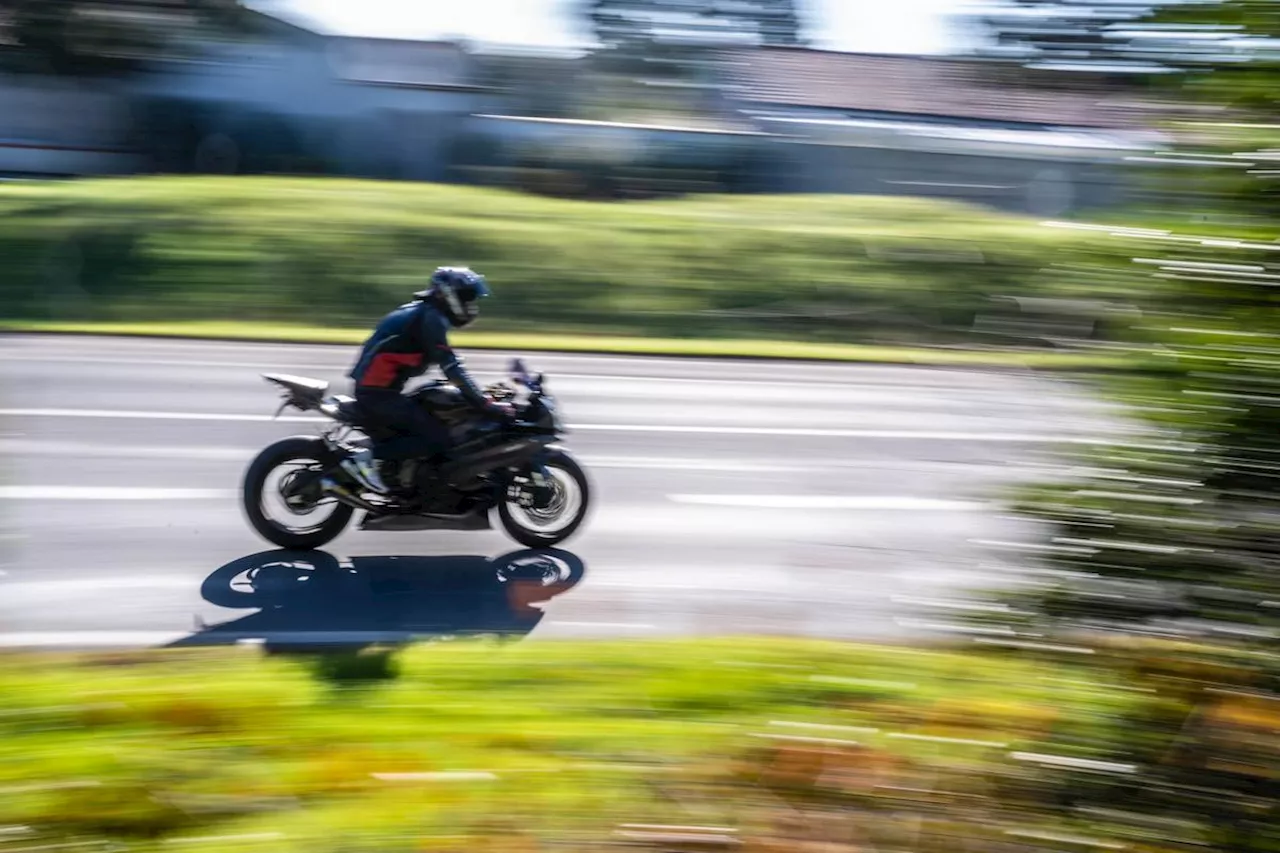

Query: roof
(719, 47), (1155, 130)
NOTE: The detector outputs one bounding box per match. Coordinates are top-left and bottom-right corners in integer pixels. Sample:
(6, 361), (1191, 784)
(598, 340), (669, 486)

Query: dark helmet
(415, 266), (490, 328)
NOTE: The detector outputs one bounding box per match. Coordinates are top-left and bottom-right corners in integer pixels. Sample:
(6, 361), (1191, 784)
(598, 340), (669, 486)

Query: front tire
(498, 450), (591, 548)
(243, 437), (354, 550)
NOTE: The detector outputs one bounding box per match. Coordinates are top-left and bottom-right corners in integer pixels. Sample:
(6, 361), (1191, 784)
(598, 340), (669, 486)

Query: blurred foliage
(972, 0), (1280, 644)
(958, 6), (1280, 853)
(0, 0), (250, 75)
(7, 639), (1280, 853)
(0, 177), (1144, 348)
(976, 223), (1280, 641)
(1152, 2), (1280, 219)
(0, 639), (1154, 852)
(972, 0), (1275, 76)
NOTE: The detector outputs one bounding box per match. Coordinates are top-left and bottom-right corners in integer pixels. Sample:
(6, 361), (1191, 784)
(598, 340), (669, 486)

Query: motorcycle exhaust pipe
(323, 479), (383, 512)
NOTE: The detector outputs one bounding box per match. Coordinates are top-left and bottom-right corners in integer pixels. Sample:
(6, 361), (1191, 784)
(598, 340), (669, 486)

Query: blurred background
(5, 1), (1280, 852)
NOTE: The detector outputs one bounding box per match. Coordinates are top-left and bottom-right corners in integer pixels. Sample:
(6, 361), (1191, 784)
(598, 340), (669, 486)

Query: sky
(269, 0), (976, 56)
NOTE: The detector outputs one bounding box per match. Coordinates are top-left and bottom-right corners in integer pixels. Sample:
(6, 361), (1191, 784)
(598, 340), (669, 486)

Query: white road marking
(0, 486), (233, 500)
(0, 439), (254, 461)
(543, 621), (657, 631)
(0, 407), (318, 423)
(0, 407), (1130, 444)
(0, 631), (189, 647)
(0, 576), (199, 594)
(0, 441), (804, 471)
(583, 456), (801, 472)
(668, 494), (985, 511)
(1, 354), (984, 391)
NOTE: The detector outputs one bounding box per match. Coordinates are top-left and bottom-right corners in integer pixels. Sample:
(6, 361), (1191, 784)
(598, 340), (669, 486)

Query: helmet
(416, 266), (490, 327)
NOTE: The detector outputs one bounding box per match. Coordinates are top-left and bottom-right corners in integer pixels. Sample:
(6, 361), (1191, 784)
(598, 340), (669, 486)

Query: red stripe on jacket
(359, 352), (423, 388)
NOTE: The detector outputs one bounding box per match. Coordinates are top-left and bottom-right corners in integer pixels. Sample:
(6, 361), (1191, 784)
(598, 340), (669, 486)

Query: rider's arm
(441, 348), (490, 409)
(423, 309), (505, 414)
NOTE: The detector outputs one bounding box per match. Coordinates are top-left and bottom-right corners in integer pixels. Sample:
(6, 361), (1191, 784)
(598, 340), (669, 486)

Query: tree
(972, 0), (1263, 76)
(968, 0), (1280, 641)
(0, 0), (249, 75)
(953, 12), (1280, 851)
(585, 0), (804, 75)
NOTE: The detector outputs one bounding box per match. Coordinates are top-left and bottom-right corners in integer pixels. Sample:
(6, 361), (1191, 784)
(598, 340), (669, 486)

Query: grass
(0, 176), (1142, 354)
(0, 639), (1142, 852)
(1, 319), (1137, 370)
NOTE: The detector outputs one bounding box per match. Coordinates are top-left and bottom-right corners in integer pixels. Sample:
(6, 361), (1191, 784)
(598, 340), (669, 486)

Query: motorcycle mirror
(510, 357), (526, 376)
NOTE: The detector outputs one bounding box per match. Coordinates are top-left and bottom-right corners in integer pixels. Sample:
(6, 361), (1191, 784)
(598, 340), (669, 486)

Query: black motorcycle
(242, 358), (591, 550)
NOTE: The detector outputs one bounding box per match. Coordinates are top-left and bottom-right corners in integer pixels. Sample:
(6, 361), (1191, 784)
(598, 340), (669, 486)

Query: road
(0, 334), (1125, 649)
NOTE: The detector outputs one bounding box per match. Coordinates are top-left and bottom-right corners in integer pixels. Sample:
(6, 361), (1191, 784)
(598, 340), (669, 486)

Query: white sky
(267, 0), (974, 55)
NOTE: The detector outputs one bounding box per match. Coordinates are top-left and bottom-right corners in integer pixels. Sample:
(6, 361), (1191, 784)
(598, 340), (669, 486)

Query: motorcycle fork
(512, 451), (555, 507)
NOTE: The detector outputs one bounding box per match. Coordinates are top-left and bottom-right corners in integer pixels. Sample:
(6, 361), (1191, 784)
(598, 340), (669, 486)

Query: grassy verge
(1, 639), (1142, 852)
(1, 319), (1136, 370)
(0, 177), (1141, 353)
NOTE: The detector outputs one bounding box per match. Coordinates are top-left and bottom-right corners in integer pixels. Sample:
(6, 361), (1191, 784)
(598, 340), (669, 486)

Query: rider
(340, 266), (513, 495)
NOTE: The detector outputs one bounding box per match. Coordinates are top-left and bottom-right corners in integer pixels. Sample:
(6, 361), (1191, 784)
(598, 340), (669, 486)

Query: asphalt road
(0, 334), (1127, 649)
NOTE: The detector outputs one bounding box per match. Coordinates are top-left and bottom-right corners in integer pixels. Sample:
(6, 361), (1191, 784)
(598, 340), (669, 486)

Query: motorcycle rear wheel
(243, 437), (354, 550)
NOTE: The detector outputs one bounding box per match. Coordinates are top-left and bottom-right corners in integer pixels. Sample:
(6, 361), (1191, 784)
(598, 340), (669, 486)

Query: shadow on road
(169, 548), (587, 653)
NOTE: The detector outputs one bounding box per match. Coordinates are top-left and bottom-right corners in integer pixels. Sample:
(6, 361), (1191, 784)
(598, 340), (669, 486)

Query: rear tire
(498, 450), (591, 548)
(243, 437), (354, 550)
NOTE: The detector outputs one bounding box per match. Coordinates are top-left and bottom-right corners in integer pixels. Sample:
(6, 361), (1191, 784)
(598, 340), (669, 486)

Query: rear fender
(263, 373), (329, 413)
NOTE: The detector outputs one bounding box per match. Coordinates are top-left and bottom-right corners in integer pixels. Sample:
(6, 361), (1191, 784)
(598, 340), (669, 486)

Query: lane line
(0, 631), (190, 647)
(0, 439), (1047, 476)
(1, 355), (992, 390)
(0, 440), (255, 461)
(580, 424), (1108, 442)
(0, 628), (661, 648)
(0, 441), (806, 471)
(668, 495), (986, 511)
(0, 576), (202, 593)
(0, 407), (318, 423)
(0, 487), (233, 501)
(0, 407), (1136, 444)
(543, 621), (657, 631)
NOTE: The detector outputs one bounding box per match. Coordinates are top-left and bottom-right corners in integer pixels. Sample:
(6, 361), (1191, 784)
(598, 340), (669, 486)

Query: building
(133, 11), (501, 180)
(0, 12), (1172, 215)
(0, 8), (501, 181)
(714, 46), (1170, 214)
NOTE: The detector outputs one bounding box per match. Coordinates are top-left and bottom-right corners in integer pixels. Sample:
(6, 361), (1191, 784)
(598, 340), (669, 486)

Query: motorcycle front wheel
(242, 437), (354, 550)
(498, 450), (591, 548)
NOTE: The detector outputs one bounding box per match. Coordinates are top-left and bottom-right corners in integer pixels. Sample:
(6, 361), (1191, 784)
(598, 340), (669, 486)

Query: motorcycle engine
(408, 461), (471, 513)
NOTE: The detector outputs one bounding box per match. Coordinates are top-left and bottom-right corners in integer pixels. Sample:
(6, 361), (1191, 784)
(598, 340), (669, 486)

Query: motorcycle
(241, 358), (591, 551)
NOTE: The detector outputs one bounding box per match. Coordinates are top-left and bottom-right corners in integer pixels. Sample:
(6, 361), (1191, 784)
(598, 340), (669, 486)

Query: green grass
(0, 640), (1141, 852)
(0, 176), (1142, 353)
(1, 319), (1135, 370)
